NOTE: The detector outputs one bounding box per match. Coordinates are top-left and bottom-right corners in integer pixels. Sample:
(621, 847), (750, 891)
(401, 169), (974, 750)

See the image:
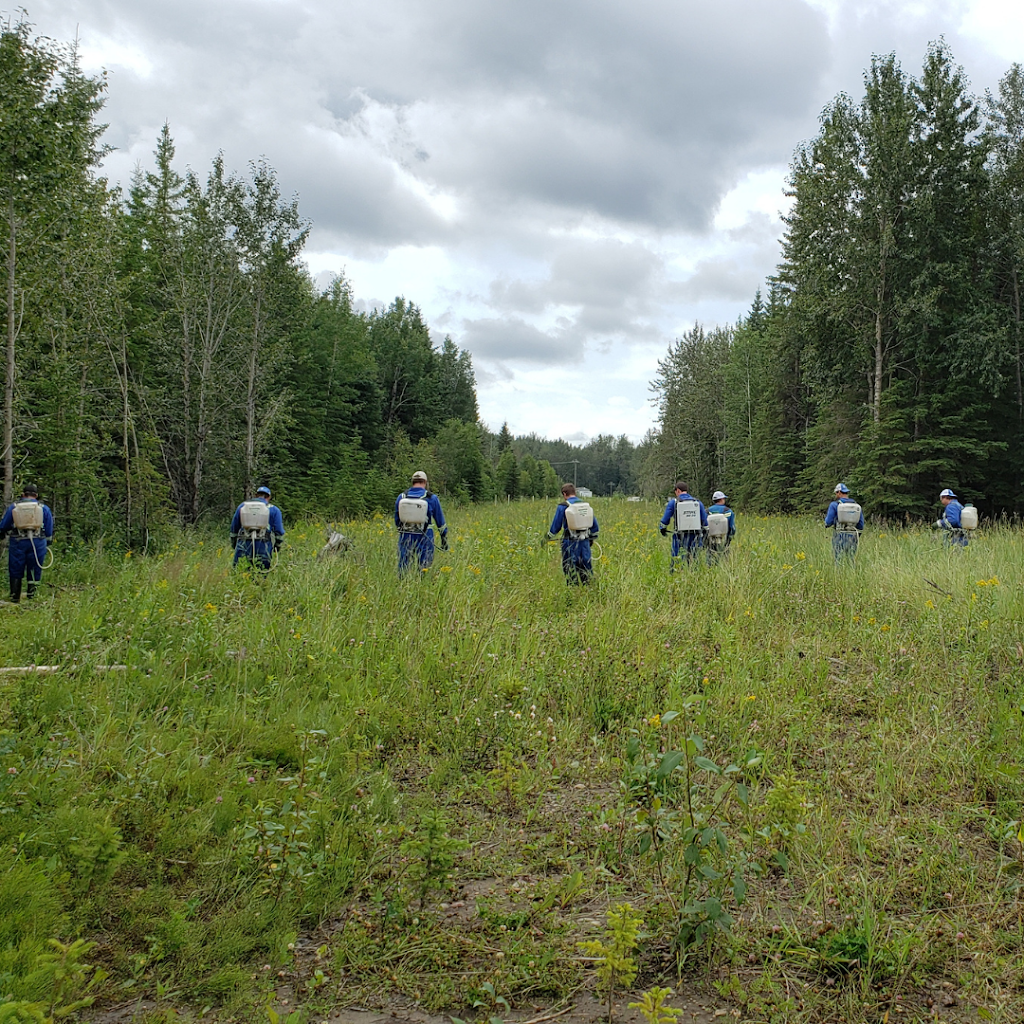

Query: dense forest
(7, 20), (1021, 532)
(647, 45), (1024, 518)
(0, 19), (574, 544)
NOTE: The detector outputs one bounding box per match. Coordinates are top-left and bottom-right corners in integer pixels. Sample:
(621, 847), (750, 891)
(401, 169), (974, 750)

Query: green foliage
(646, 45), (1024, 517)
(66, 816), (125, 891)
(22, 939), (108, 1020)
(628, 987), (682, 1024)
(241, 731), (327, 896)
(577, 903), (642, 1022)
(756, 771), (808, 869)
(0, 504), (1023, 1020)
(400, 809), (467, 910)
(621, 702), (760, 954)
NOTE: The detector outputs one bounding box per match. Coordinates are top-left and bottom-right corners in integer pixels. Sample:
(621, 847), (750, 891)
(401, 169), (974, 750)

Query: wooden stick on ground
(0, 664), (128, 675)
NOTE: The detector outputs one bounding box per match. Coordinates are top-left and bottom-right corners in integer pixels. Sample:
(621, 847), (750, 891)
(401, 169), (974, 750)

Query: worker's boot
(9, 578), (22, 604)
(26, 581), (37, 600)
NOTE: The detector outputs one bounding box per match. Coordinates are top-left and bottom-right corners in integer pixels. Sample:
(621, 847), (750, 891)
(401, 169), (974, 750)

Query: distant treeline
(0, 20), (547, 544)
(646, 46), (1024, 518)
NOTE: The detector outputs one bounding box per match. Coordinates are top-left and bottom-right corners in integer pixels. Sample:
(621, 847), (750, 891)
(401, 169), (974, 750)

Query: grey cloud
(37, 0), (831, 246)
(477, 238), (667, 360)
(460, 317), (575, 366)
(489, 239), (662, 321)
(674, 257), (767, 303)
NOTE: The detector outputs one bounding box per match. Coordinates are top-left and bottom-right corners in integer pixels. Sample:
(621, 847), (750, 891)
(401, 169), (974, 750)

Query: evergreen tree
(496, 447), (518, 499)
(0, 20), (107, 504)
(496, 421), (513, 455)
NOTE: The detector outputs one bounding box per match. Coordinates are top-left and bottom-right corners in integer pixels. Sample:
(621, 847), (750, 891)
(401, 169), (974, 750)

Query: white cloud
(28, 0), (1023, 441)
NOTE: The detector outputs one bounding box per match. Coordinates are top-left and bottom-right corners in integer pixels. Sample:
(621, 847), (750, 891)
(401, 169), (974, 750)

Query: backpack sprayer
(238, 500), (275, 562)
(673, 499), (701, 533)
(563, 501), (594, 540)
(12, 501), (54, 569)
(706, 513), (729, 539)
(397, 495), (430, 532)
(836, 502), (862, 530)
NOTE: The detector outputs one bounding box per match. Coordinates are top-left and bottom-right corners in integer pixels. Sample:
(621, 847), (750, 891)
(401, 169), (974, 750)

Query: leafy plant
(757, 771), (808, 870)
(629, 986), (683, 1024)
(242, 730), (327, 895)
(621, 702), (761, 955)
(20, 939), (108, 1020)
(578, 903), (643, 1023)
(400, 808), (467, 909)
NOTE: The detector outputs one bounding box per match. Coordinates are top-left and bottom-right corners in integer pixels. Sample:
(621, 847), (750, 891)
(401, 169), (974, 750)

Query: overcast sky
(28, 0), (1024, 442)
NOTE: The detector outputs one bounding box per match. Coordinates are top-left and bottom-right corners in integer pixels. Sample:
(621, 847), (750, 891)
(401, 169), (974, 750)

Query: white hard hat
(712, 490), (726, 502)
(939, 487), (956, 498)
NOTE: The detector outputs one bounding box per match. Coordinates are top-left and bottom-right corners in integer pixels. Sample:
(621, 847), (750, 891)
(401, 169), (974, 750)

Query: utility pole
(550, 459), (579, 488)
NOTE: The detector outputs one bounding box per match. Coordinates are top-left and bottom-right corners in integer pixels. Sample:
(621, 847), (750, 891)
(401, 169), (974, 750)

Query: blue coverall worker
(936, 488), (968, 548)
(395, 470), (448, 573)
(0, 484), (54, 602)
(824, 483), (864, 563)
(659, 482), (708, 568)
(230, 486), (285, 571)
(547, 483), (598, 586)
(706, 490), (736, 564)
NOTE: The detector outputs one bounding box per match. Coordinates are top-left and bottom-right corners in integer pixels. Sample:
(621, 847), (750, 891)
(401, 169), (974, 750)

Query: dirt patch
(288, 991), (724, 1024)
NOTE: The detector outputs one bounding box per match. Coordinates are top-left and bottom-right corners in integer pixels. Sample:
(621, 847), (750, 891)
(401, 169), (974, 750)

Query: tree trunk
(873, 264), (885, 425)
(244, 292), (260, 496)
(4, 197), (16, 506)
(1012, 264), (1023, 426)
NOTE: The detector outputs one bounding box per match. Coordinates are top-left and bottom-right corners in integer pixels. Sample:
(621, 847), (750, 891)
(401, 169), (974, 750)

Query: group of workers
(0, 475), (979, 602)
(822, 483), (973, 563)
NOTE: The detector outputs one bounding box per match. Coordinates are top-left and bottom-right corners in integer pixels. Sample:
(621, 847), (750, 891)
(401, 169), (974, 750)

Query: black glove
(230, 533), (238, 546)
(440, 533), (449, 551)
(659, 525), (668, 537)
(274, 537), (283, 552)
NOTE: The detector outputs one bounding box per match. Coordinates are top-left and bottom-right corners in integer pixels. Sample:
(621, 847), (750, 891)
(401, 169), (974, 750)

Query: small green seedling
(629, 987), (683, 1024)
(578, 902), (643, 1023)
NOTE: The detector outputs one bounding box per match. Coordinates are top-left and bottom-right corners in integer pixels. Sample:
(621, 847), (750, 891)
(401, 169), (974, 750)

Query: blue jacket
(661, 493), (708, 532)
(549, 496), (598, 539)
(395, 487), (447, 536)
(230, 498), (285, 541)
(825, 498), (864, 531)
(940, 499), (964, 530)
(707, 503), (735, 536)
(0, 498), (54, 540)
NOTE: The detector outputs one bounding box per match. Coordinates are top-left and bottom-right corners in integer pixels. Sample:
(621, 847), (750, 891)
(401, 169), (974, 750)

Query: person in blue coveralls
(659, 481), (708, 569)
(706, 489), (736, 564)
(935, 488), (968, 547)
(230, 485), (285, 571)
(824, 483), (863, 563)
(395, 470), (448, 573)
(547, 482), (598, 585)
(0, 483), (54, 602)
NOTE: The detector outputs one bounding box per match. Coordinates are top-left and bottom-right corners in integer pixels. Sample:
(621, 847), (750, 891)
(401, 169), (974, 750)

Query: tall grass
(1, 501), (1022, 1020)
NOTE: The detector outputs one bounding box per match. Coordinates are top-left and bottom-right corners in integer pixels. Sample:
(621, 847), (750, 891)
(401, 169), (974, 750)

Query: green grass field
(1, 499), (1022, 1023)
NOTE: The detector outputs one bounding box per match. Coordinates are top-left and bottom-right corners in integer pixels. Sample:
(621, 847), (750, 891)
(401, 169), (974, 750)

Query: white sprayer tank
(674, 499), (701, 532)
(564, 502), (594, 533)
(706, 513), (729, 538)
(398, 497), (429, 527)
(239, 501), (271, 532)
(836, 502), (861, 527)
(12, 501), (43, 530)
